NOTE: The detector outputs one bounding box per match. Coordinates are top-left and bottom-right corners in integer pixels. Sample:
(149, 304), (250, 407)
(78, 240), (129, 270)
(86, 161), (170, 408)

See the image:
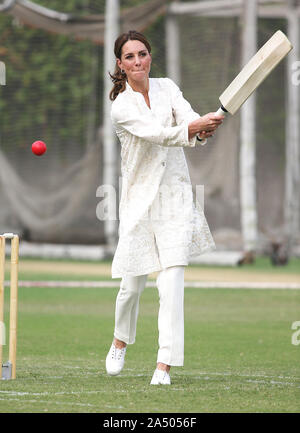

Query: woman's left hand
(198, 130), (214, 139)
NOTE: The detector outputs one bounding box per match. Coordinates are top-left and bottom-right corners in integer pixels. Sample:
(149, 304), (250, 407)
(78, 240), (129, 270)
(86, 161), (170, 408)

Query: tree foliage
(0, 1), (103, 150)
(0, 0), (167, 150)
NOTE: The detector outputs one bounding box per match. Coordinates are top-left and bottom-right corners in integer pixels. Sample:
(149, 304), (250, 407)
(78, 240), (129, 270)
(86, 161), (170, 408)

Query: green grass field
(0, 258), (299, 413)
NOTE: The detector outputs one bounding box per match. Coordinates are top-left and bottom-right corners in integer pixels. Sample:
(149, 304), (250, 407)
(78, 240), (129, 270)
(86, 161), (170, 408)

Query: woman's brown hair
(109, 30), (152, 101)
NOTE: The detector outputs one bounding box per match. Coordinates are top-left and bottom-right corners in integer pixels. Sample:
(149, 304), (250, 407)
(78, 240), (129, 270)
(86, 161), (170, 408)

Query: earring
(121, 69), (125, 74)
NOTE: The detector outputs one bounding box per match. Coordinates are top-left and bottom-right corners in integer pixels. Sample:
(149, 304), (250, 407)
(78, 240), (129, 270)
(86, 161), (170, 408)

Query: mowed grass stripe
(4, 256), (300, 283)
(5, 280), (300, 289)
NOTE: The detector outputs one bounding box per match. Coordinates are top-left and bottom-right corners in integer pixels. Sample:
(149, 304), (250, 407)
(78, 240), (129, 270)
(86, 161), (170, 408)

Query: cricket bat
(215, 30), (293, 116)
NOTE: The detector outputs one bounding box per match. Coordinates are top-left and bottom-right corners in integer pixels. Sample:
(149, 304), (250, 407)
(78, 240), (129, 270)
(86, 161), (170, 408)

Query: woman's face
(117, 39), (152, 85)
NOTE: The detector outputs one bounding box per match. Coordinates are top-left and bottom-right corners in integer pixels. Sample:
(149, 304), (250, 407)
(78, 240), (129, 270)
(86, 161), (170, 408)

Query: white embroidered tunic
(111, 77), (215, 278)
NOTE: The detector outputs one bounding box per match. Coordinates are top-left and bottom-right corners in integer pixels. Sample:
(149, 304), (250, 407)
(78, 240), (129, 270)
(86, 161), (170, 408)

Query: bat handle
(215, 106), (228, 117)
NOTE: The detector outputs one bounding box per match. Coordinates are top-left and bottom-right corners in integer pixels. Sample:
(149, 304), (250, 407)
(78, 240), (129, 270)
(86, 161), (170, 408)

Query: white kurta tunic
(111, 77), (215, 278)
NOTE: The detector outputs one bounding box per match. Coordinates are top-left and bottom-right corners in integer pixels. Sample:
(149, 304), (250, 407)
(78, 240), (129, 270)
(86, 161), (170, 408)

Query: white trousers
(113, 265), (185, 366)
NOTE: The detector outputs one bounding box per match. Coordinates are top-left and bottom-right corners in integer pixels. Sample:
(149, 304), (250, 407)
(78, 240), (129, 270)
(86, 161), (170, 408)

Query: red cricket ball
(31, 140), (47, 156)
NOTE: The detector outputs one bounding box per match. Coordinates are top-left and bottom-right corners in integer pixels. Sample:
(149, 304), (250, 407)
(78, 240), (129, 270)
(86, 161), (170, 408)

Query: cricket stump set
(0, 233), (19, 380)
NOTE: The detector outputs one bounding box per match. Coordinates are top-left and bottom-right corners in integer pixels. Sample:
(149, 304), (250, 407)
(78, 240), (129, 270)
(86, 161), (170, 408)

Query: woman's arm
(111, 100), (197, 148)
(166, 78), (224, 142)
(166, 77), (200, 125)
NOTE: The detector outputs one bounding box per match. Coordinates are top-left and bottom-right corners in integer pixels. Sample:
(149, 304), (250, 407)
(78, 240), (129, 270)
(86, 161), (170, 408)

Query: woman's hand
(198, 130), (214, 140)
(188, 113), (224, 140)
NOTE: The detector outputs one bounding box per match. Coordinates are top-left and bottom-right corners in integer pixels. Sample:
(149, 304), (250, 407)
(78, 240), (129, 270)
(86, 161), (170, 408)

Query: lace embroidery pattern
(111, 78), (215, 278)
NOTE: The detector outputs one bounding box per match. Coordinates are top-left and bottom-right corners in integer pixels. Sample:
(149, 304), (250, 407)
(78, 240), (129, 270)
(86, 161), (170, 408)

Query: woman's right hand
(188, 113), (224, 140)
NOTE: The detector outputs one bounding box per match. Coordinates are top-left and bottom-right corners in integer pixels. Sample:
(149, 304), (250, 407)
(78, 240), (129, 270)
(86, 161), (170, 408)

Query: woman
(105, 30), (224, 385)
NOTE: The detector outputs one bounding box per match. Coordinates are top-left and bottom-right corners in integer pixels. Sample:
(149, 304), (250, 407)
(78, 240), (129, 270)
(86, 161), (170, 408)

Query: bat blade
(219, 30), (293, 115)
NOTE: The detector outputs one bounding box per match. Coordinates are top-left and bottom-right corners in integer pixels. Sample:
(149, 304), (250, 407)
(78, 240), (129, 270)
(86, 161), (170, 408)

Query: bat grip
(215, 106), (228, 117)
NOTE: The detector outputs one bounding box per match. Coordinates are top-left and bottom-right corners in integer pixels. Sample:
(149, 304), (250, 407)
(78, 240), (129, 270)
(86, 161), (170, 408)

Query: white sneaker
(150, 368), (171, 385)
(105, 343), (127, 376)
